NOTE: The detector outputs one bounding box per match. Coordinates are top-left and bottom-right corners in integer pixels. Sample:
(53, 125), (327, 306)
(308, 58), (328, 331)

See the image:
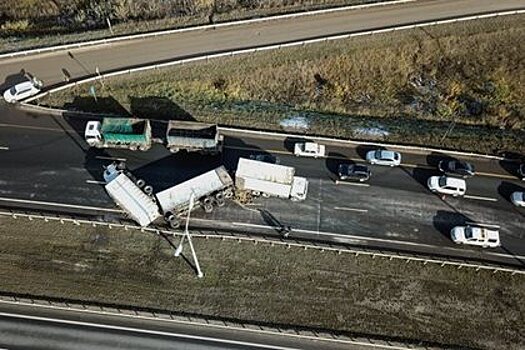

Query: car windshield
(438, 177), (448, 187)
(375, 150), (383, 159)
(9, 86), (17, 94)
(464, 227), (473, 239)
(353, 165), (367, 173)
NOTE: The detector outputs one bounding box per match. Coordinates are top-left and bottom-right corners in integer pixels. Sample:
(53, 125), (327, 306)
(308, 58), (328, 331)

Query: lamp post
(174, 192), (204, 278)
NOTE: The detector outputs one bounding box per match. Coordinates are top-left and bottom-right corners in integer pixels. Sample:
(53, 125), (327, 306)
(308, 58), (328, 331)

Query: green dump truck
(84, 118), (152, 151)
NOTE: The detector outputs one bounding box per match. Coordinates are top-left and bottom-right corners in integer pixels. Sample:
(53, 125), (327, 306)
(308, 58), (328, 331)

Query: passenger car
(450, 225), (500, 248)
(294, 142), (326, 158)
(338, 164), (371, 182)
(438, 159), (475, 178)
(3, 79), (42, 103)
(427, 176), (466, 197)
(366, 149), (401, 167)
(511, 191), (525, 207)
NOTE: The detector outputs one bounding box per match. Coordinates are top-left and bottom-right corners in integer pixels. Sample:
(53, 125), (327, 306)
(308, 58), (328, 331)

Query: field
(0, 216), (523, 349)
(40, 14), (525, 154)
(0, 0), (379, 53)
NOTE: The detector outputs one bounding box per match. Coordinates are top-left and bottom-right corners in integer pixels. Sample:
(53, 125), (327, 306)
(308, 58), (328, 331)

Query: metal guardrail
(0, 294), (433, 350)
(1, 208), (524, 275)
(0, 0), (415, 60)
(24, 9), (525, 104)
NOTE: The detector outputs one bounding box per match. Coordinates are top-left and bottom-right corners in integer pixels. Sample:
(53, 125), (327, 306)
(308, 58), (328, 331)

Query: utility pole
(174, 193), (204, 278)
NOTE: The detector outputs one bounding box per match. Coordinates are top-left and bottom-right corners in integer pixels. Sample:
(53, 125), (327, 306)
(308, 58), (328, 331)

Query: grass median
(0, 216), (523, 349)
(38, 14), (525, 155)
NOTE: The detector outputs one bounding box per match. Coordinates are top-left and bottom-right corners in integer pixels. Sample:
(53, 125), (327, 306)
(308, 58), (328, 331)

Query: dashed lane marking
(86, 180), (106, 185)
(0, 123), (71, 133)
(334, 206), (368, 213)
(476, 171), (517, 180)
(334, 180), (370, 187)
(464, 195), (498, 202)
(95, 156), (127, 162)
(0, 146), (9, 150)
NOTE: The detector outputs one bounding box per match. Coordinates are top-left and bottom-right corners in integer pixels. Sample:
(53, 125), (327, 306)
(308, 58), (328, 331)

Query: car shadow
(0, 70), (35, 93)
(426, 151), (455, 168)
(283, 136), (312, 153)
(497, 181), (524, 205)
(355, 144), (384, 161)
(325, 152), (351, 180)
(432, 210), (473, 242)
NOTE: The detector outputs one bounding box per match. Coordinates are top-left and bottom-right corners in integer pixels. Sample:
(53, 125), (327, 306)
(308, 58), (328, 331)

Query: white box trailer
(155, 166), (234, 227)
(103, 165), (161, 227)
(235, 158), (308, 201)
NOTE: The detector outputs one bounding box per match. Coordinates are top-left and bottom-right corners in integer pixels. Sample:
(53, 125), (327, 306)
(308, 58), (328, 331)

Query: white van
(427, 176), (466, 197)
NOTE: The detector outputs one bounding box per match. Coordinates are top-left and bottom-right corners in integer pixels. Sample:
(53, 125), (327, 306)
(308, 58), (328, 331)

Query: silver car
(366, 149), (401, 167)
(3, 79), (42, 103)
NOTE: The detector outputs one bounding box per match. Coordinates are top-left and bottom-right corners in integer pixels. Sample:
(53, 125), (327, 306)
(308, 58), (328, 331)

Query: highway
(0, 302), (359, 350)
(0, 104), (523, 267)
(0, 0), (524, 89)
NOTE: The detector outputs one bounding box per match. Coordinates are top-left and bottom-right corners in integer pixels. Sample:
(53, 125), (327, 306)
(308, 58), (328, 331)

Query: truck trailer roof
(236, 158), (295, 184)
(105, 173), (161, 227)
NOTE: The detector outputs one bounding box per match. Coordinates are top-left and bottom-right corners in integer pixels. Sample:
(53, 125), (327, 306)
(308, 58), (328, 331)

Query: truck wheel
(168, 216), (180, 229)
(130, 144), (138, 151)
(116, 162), (126, 171)
(169, 147), (180, 153)
(136, 179), (145, 188)
(138, 145), (148, 151)
(223, 188), (234, 199)
(144, 185), (154, 195)
(215, 194), (226, 207)
(262, 193), (271, 198)
(203, 203), (214, 213)
(251, 191), (261, 197)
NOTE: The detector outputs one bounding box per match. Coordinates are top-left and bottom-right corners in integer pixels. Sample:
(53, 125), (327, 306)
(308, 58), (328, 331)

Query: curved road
(0, 0), (524, 89)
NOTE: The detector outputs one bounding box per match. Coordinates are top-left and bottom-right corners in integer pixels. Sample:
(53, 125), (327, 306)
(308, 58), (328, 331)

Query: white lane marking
(0, 312), (298, 350)
(0, 197), (123, 213)
(86, 180), (106, 185)
(0, 146), (9, 150)
(464, 195), (498, 202)
(334, 180), (370, 187)
(95, 156), (127, 162)
(0, 306), (413, 350)
(334, 206), (368, 213)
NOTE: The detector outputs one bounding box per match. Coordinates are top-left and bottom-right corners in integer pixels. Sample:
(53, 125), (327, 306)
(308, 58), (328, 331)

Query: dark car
(518, 163), (525, 181)
(249, 153), (280, 164)
(338, 164), (371, 182)
(438, 160), (475, 178)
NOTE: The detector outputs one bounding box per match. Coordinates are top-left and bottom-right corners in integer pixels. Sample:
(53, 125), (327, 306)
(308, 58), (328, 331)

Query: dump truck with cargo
(85, 118), (152, 151)
(165, 120), (223, 154)
(235, 158), (308, 201)
(156, 166), (234, 228)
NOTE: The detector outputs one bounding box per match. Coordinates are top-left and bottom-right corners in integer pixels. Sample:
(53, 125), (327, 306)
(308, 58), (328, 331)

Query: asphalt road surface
(0, 104), (523, 267)
(0, 302), (361, 350)
(0, 0), (524, 89)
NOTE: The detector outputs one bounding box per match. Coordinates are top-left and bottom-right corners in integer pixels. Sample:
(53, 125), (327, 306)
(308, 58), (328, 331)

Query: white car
(366, 149), (401, 167)
(294, 142), (326, 158)
(511, 191), (525, 207)
(3, 79), (42, 103)
(427, 176), (466, 197)
(450, 225), (500, 248)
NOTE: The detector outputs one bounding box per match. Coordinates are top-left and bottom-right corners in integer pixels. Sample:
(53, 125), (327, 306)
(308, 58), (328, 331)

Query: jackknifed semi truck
(85, 118), (152, 151)
(102, 162), (234, 228)
(235, 158), (308, 201)
(165, 120), (223, 155)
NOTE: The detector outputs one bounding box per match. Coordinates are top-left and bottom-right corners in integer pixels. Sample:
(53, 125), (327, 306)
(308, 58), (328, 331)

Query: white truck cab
(294, 142), (326, 158)
(290, 176), (308, 201)
(84, 121), (102, 146)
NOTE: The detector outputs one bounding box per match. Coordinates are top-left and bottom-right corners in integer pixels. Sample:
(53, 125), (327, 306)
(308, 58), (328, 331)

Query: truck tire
(203, 197), (212, 206)
(262, 193), (271, 198)
(144, 185), (154, 196)
(215, 193), (226, 207)
(117, 162), (126, 171)
(138, 145), (148, 151)
(136, 179), (146, 188)
(251, 191), (261, 197)
(223, 188), (233, 199)
(168, 216), (181, 229)
(169, 147), (180, 153)
(203, 203), (214, 213)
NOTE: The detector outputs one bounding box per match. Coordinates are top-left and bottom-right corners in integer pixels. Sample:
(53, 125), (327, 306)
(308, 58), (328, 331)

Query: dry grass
(0, 217), (524, 349)
(40, 14), (525, 154)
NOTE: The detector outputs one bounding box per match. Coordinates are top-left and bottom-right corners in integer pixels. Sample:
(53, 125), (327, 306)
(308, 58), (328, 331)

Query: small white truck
(235, 158), (308, 201)
(294, 142), (325, 158)
(103, 163), (160, 227)
(155, 166), (234, 228)
(450, 225), (500, 248)
(165, 120), (223, 155)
